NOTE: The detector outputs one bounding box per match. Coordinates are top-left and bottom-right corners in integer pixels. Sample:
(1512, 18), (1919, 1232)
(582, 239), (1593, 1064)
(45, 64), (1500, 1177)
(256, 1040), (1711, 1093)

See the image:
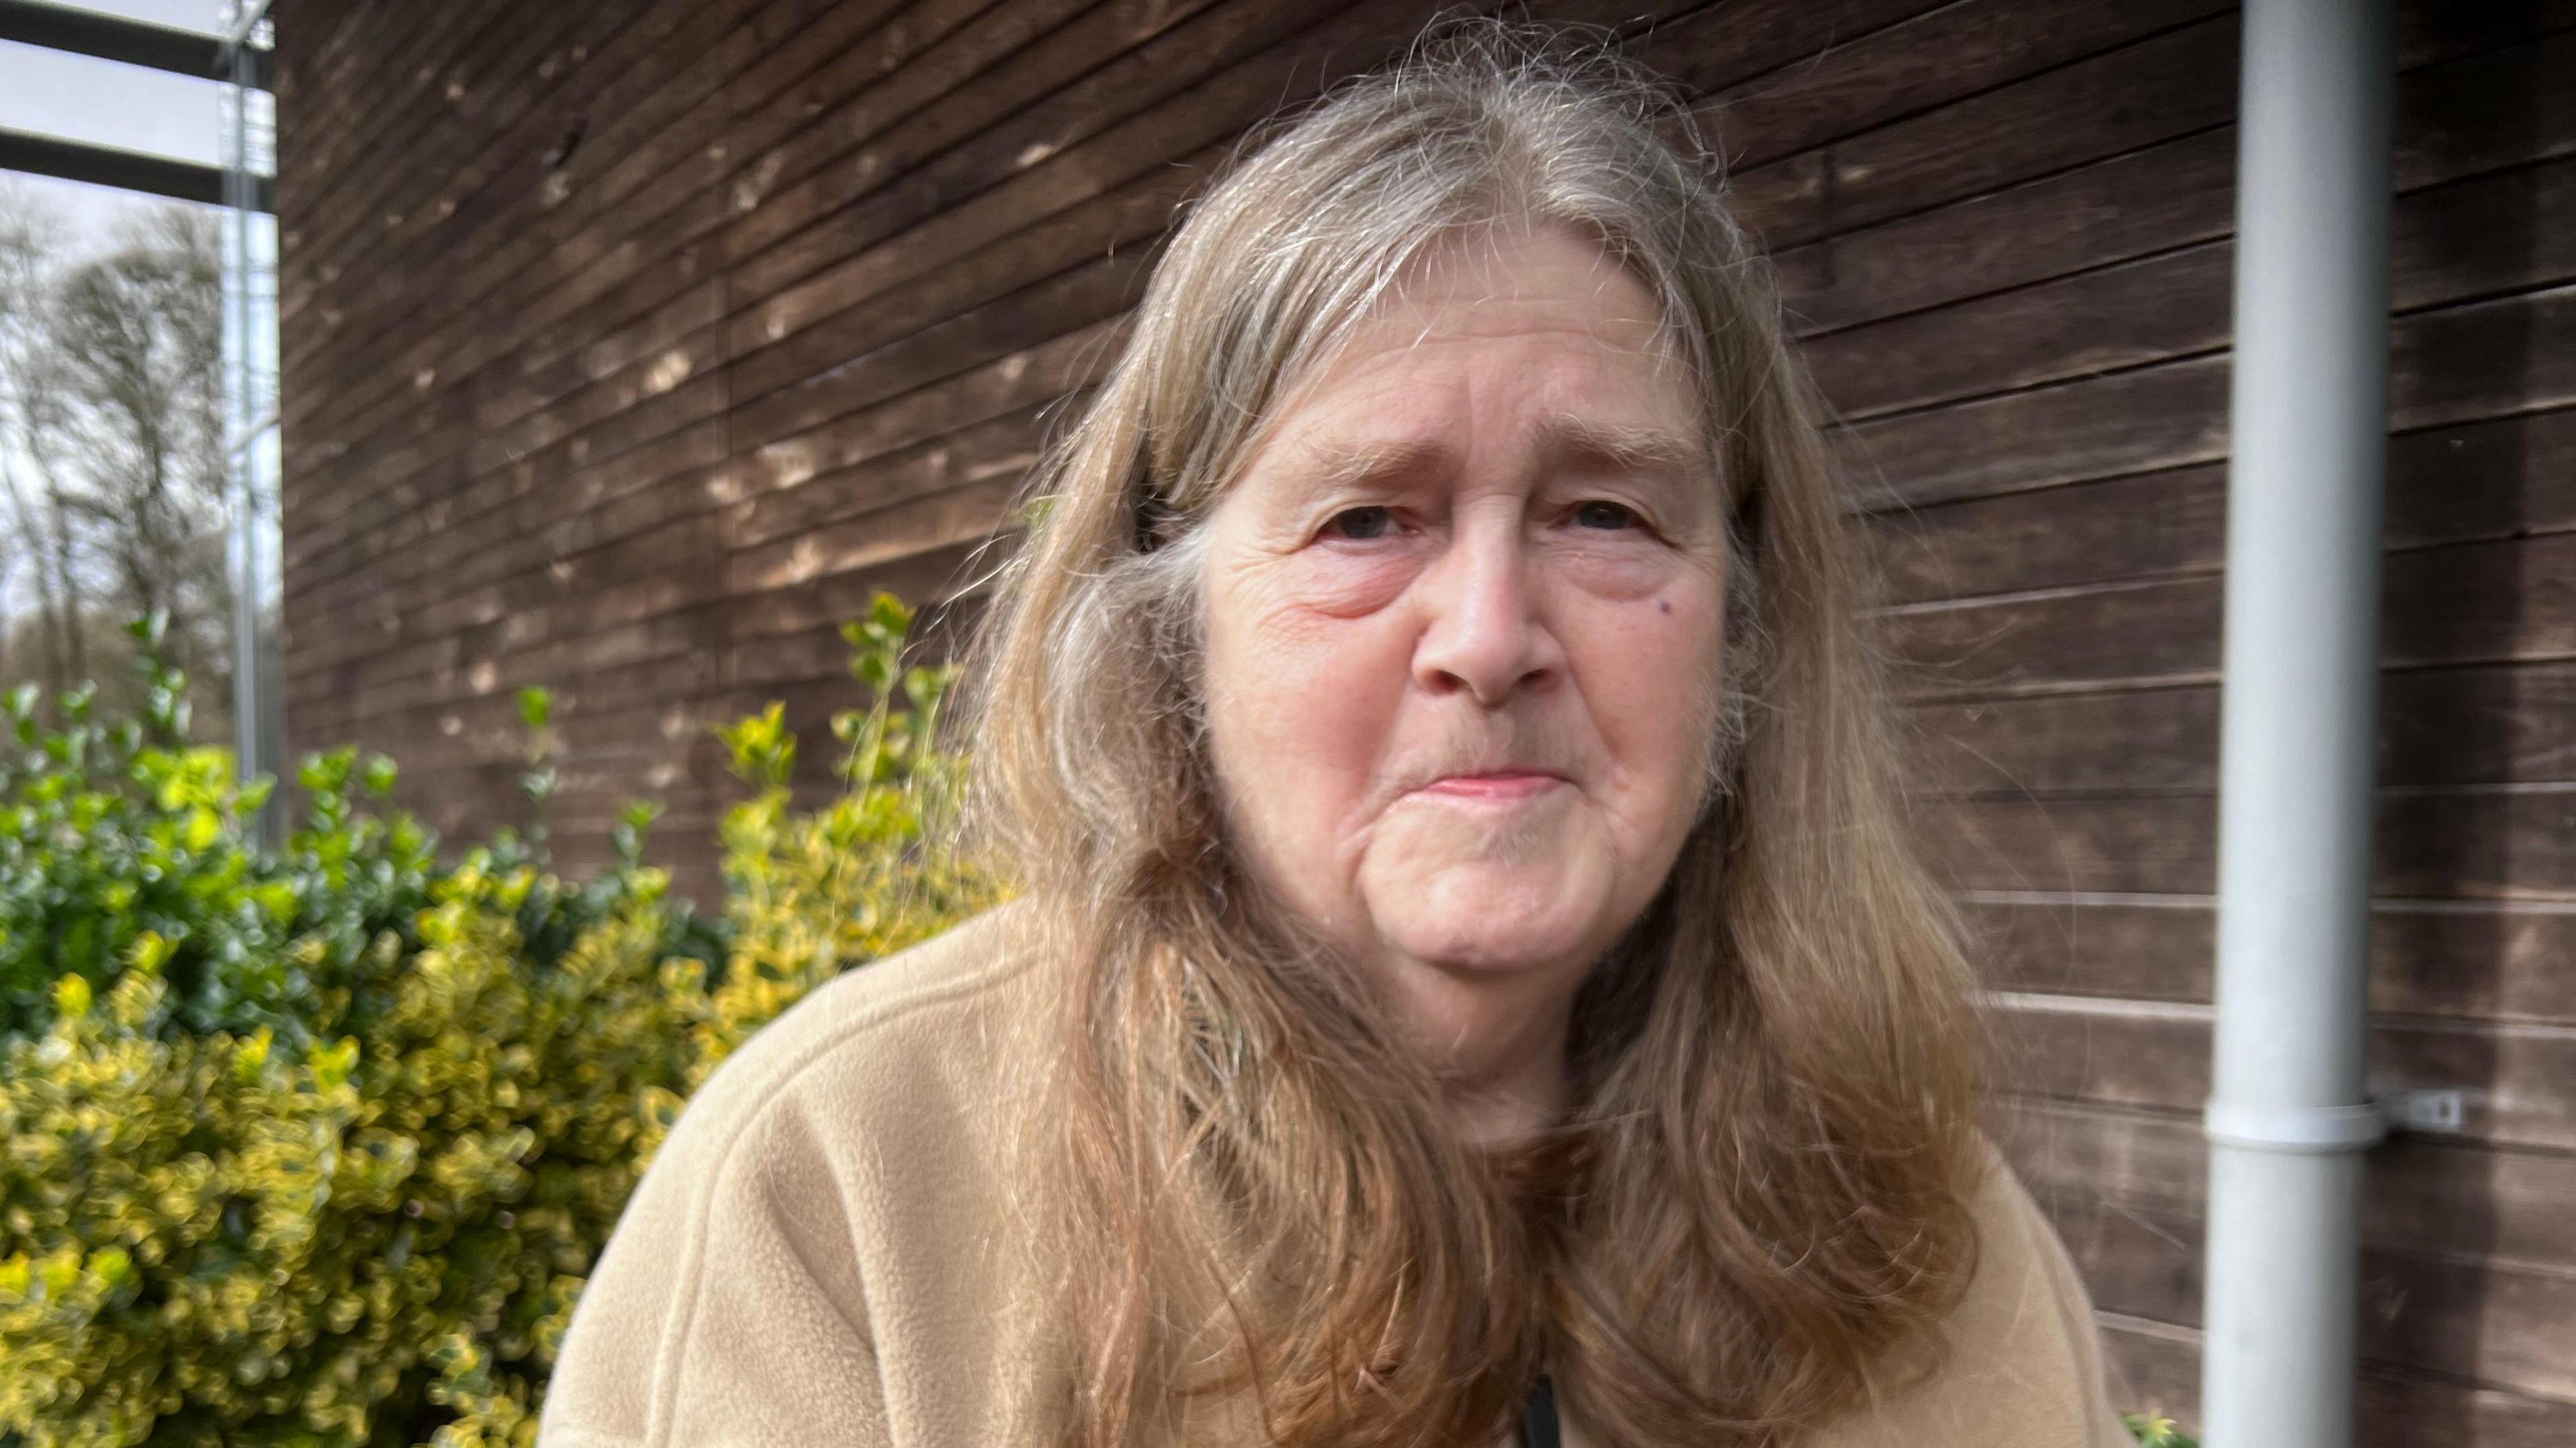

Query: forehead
(1362, 221), (1677, 349)
(1246, 223), (1705, 467)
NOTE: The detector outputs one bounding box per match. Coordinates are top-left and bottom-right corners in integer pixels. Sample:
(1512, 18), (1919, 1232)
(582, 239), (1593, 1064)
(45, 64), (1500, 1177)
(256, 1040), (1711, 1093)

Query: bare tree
(50, 210), (231, 685)
(0, 194), (87, 693)
(0, 190), (232, 730)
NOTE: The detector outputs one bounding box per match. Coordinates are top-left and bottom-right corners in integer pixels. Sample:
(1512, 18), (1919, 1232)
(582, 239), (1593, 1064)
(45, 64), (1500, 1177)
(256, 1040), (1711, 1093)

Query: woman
(541, 26), (2131, 1448)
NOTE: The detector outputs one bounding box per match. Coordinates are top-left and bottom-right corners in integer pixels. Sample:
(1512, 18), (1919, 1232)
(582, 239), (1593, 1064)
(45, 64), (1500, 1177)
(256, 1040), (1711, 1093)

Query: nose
(1410, 510), (1564, 706)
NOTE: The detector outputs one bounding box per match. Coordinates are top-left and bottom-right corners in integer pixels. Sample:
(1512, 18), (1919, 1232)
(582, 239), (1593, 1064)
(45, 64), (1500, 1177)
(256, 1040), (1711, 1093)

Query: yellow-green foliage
(0, 596), (995, 1447)
(2123, 1412), (2199, 1448)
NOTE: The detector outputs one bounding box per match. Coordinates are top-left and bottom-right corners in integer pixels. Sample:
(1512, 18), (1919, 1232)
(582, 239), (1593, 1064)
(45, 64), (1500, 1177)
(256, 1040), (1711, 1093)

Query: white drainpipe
(2200, 1), (2396, 1445)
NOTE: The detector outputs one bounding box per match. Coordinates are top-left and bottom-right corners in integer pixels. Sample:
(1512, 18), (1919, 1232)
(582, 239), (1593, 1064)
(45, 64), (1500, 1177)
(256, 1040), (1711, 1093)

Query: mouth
(1409, 769), (1569, 803)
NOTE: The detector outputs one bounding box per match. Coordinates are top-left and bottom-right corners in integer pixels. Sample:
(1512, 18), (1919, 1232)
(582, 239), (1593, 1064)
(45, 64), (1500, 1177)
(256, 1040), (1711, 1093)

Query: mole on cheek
(1656, 599), (1672, 616)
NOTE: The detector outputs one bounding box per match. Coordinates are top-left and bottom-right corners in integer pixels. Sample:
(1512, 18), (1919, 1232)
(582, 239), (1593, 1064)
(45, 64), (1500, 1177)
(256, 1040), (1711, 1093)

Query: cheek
(1564, 575), (1728, 789)
(1201, 565), (1414, 831)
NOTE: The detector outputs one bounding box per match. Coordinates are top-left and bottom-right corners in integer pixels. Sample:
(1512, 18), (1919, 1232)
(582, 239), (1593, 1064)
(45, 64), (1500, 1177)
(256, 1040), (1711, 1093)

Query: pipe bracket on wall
(2203, 1100), (2387, 1154)
(2373, 1089), (2465, 1135)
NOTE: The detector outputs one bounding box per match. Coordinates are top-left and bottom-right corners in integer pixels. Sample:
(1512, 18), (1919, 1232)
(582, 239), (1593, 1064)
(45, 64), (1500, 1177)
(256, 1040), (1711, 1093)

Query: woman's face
(1198, 223), (1731, 1068)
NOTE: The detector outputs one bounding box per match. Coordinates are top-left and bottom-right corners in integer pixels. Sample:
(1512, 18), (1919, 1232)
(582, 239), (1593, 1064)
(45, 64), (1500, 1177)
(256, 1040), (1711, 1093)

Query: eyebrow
(1274, 416), (1713, 494)
(1531, 414), (1714, 488)
(1273, 433), (1454, 494)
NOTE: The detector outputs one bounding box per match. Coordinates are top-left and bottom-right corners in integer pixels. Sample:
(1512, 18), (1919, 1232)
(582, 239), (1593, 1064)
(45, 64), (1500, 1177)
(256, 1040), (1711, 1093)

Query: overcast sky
(0, 1), (235, 256)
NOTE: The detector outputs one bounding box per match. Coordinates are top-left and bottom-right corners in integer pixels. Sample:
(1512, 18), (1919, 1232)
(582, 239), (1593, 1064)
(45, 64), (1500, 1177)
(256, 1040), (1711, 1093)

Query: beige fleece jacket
(541, 901), (2135, 1448)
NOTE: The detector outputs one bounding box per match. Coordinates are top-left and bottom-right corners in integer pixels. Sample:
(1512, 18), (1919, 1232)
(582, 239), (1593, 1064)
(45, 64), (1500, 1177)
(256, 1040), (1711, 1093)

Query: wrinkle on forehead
(1206, 219), (1707, 509)
(1365, 217), (1693, 375)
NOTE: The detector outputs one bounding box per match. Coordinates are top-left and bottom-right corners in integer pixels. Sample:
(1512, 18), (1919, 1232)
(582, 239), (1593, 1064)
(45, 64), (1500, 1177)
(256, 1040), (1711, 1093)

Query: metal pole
(220, 2), (280, 842)
(2201, 1), (2395, 1445)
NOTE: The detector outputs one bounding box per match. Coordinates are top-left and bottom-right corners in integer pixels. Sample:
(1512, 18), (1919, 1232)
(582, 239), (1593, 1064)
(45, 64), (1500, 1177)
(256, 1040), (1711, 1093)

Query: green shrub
(2123, 1412), (2199, 1447)
(0, 596), (995, 1447)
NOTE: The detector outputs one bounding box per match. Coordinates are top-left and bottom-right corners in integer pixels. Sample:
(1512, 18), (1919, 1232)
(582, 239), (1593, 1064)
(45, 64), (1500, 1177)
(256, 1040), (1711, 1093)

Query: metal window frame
(0, 0), (274, 211)
(0, 0), (284, 820)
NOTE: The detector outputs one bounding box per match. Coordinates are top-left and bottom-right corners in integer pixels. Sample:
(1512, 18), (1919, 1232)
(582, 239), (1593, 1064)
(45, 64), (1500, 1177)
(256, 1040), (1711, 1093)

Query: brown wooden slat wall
(272, 1), (2576, 1438)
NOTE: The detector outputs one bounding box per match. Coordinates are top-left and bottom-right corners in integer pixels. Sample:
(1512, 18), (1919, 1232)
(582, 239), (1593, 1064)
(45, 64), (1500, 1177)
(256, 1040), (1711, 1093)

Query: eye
(1573, 500), (1640, 531)
(1327, 505), (1395, 540)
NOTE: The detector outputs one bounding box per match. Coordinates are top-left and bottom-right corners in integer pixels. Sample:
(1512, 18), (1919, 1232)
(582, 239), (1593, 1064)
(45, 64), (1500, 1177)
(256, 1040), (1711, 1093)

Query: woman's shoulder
(538, 899), (1055, 1448)
(651, 895), (1059, 1226)
(680, 896), (1051, 1133)
(1799, 1131), (2135, 1448)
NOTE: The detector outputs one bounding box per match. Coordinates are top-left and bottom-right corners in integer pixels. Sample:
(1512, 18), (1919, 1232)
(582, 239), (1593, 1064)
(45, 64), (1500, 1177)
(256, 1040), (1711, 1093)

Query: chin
(1374, 873), (1613, 977)
(1349, 801), (1646, 978)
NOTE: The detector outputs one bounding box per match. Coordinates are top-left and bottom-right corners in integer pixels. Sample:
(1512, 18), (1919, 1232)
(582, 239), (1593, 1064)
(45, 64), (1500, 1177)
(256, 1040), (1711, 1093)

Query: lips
(1410, 770), (1568, 801)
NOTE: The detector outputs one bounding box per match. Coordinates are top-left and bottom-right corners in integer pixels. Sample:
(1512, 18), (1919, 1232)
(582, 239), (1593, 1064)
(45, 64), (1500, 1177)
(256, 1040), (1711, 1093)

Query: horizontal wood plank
(1960, 892), (2576, 1026)
(1923, 784), (2576, 901)
(1883, 531), (2576, 703)
(1847, 278), (2576, 511)
(1999, 1097), (2576, 1271)
(1906, 657), (2576, 799)
(1723, 15), (2240, 250)
(1991, 992), (2576, 1153)
(2031, 1174), (2576, 1404)
(1701, 0), (2229, 172)
(286, 0), (1087, 455)
(1866, 404), (2576, 606)
(1811, 146), (2576, 421)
